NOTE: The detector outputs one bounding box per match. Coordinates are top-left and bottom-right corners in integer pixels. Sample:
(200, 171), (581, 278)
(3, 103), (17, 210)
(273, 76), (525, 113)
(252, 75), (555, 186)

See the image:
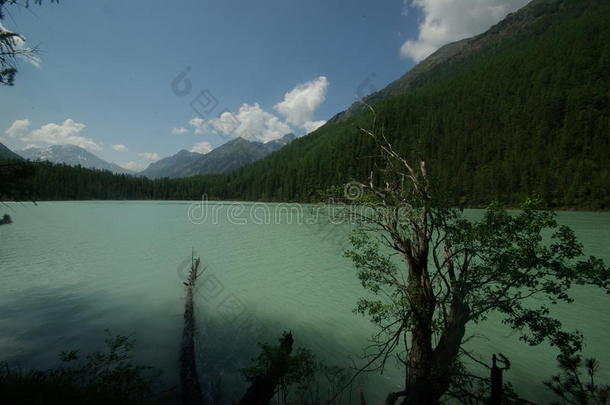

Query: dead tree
(180, 252), (206, 405)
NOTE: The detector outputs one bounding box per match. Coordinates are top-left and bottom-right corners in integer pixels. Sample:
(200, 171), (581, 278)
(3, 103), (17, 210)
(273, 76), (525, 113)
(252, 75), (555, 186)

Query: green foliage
(444, 198), (609, 354)
(345, 196), (609, 400)
(0, 331), (165, 405)
(545, 354), (610, 405)
(242, 343), (317, 401)
(241, 333), (355, 405)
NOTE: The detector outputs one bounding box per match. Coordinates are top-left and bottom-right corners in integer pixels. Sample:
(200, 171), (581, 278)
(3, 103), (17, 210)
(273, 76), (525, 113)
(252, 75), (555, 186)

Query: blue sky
(0, 0), (529, 171)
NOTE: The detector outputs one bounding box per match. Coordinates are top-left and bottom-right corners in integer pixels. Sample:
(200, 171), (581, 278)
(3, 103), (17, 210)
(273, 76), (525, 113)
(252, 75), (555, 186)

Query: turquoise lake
(0, 201), (608, 404)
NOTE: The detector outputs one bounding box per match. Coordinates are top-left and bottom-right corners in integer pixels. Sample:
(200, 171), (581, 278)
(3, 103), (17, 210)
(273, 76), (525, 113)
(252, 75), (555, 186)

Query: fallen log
(180, 253), (206, 405)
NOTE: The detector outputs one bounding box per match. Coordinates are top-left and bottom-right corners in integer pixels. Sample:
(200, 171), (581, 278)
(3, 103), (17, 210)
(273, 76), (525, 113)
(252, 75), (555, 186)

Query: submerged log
(180, 254), (206, 405)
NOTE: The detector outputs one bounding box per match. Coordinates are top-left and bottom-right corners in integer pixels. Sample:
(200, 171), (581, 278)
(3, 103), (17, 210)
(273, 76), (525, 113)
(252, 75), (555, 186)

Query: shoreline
(1, 198), (608, 213)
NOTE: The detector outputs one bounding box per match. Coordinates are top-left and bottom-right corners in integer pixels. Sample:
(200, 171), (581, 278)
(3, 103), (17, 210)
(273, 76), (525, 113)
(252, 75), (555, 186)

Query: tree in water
(338, 121), (609, 404)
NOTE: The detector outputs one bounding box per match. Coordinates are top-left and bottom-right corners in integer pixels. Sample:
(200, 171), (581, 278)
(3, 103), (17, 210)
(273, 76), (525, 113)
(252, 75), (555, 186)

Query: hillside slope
(0, 142), (22, 160)
(194, 0), (610, 208)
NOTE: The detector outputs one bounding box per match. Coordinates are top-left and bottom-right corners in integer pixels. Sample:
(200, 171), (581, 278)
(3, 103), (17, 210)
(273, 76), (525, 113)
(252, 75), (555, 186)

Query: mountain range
(2, 0), (608, 208)
(2, 133), (297, 179)
(140, 133), (296, 179)
(17, 145), (134, 175)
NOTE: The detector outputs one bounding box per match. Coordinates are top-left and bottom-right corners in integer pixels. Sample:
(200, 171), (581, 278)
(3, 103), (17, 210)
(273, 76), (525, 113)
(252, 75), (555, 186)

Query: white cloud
(400, 0), (530, 62)
(5, 119), (30, 138)
(111, 144), (128, 152)
(301, 120), (326, 134)
(122, 161), (143, 171)
(188, 118), (206, 135)
(274, 76), (329, 128)
(182, 76), (329, 142)
(0, 23), (41, 68)
(138, 152), (161, 161)
(189, 103), (292, 143)
(190, 141), (214, 155)
(171, 127), (189, 135)
(6, 118), (102, 151)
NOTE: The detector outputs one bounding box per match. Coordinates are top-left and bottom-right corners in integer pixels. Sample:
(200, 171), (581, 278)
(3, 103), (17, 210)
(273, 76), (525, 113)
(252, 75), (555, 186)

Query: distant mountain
(139, 149), (204, 179)
(18, 145), (134, 175)
(0, 142), (22, 160)
(140, 133), (296, 179)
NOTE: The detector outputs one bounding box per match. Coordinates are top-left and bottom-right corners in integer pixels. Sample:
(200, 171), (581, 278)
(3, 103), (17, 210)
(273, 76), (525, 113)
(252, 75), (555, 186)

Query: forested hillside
(3, 0), (609, 208)
(206, 0), (609, 208)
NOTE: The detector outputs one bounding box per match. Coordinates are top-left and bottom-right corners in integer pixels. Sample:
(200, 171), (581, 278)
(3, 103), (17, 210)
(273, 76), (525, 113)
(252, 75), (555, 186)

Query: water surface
(0, 201), (608, 403)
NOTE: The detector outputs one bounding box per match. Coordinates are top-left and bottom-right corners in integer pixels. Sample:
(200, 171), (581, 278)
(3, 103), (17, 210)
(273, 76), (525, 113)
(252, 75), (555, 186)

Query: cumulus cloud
(122, 161), (143, 171)
(171, 127), (189, 135)
(189, 104), (292, 143)
(274, 76), (329, 128)
(111, 144), (128, 152)
(5, 118), (102, 151)
(0, 23), (42, 68)
(190, 141), (214, 155)
(182, 76), (329, 142)
(188, 118), (206, 135)
(400, 0), (530, 62)
(5, 119), (30, 138)
(138, 152), (161, 161)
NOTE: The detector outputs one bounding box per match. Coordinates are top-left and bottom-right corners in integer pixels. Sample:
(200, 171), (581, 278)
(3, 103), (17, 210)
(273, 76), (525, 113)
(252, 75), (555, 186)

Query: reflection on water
(0, 201), (608, 403)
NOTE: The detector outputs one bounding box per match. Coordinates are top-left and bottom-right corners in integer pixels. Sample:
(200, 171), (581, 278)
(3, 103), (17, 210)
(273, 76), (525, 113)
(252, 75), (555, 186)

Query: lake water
(0, 201), (608, 404)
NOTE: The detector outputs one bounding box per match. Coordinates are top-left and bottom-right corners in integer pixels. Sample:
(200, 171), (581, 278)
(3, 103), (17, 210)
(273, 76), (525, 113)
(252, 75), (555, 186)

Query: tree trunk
(400, 261), (470, 405)
(401, 256), (439, 405)
(180, 256), (206, 405)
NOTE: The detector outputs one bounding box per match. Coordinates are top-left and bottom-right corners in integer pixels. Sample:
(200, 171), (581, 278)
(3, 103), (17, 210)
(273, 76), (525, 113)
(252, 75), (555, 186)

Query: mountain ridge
(140, 133), (296, 179)
(0, 142), (22, 160)
(18, 145), (134, 175)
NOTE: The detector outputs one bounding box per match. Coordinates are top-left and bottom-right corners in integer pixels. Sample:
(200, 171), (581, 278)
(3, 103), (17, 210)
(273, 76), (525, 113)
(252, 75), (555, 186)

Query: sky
(0, 0), (530, 171)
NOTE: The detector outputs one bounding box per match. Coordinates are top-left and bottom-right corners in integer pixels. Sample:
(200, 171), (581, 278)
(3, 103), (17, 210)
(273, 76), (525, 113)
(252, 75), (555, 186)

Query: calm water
(0, 201), (608, 403)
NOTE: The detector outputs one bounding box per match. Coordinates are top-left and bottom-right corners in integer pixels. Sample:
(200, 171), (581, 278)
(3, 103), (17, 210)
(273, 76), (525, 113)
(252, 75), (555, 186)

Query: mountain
(18, 145), (134, 175)
(139, 149), (204, 179)
(0, 142), (22, 160)
(10, 0), (610, 209)
(178, 0), (609, 209)
(140, 133), (296, 179)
